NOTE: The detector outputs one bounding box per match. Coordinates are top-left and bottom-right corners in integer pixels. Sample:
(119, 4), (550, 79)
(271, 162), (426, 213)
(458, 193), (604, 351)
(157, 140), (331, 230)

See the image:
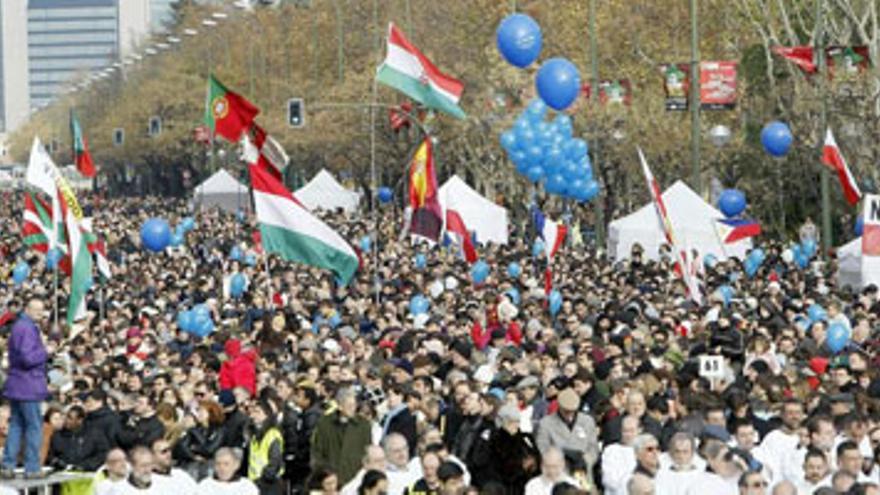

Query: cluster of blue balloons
(548, 289), (562, 316)
(743, 248), (765, 278)
(141, 218), (171, 252)
(471, 260), (490, 284)
(409, 294), (430, 316)
(12, 262), (30, 286)
(229, 246), (257, 267)
(497, 14), (580, 112)
(171, 217), (196, 248)
(790, 238), (817, 269)
(501, 100), (599, 202)
(761, 121), (793, 157)
(718, 189), (746, 218)
(229, 273), (248, 299)
(378, 187), (393, 204)
(507, 262), (521, 278)
(177, 304), (214, 338)
(46, 248), (62, 271)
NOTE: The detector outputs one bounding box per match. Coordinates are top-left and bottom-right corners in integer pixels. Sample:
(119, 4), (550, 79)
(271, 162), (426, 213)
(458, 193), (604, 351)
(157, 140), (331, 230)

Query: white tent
(295, 169), (360, 212)
(439, 175), (509, 245)
(837, 237), (862, 289)
(607, 180), (752, 262)
(193, 169), (249, 214)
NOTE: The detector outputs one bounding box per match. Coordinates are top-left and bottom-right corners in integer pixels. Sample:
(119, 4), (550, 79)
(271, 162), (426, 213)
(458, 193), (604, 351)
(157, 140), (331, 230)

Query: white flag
(26, 137), (61, 250)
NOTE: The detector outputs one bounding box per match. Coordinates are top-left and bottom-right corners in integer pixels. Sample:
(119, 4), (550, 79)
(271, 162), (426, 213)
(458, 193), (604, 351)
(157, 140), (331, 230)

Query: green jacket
(310, 412), (372, 485)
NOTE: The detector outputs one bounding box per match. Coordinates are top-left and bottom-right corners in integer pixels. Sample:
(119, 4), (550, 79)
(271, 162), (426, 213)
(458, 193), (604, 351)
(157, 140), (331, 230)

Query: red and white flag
(444, 190), (477, 264)
(822, 129), (862, 206)
(638, 148), (702, 305)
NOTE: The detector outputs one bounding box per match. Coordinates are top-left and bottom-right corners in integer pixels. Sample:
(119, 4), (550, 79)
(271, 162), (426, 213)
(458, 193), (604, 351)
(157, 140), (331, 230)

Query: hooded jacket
(218, 339), (257, 396)
(3, 314), (49, 401)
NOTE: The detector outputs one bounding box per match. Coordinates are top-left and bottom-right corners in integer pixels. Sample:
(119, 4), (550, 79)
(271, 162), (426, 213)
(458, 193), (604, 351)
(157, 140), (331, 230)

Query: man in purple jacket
(1, 298), (50, 478)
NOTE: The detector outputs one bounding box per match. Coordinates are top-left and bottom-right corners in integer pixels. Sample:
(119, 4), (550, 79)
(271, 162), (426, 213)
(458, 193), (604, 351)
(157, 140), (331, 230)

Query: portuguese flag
(376, 23), (466, 120)
(205, 74), (260, 142)
(70, 109), (96, 178)
(250, 163), (359, 284)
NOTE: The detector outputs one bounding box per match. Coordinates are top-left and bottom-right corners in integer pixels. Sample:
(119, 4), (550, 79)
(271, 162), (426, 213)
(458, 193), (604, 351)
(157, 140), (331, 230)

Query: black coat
(488, 429), (540, 495)
(222, 408), (249, 449)
(384, 407), (418, 456)
(451, 415), (493, 487)
(84, 406), (121, 451)
(48, 426), (106, 471)
(174, 424), (225, 480)
(116, 414), (164, 451)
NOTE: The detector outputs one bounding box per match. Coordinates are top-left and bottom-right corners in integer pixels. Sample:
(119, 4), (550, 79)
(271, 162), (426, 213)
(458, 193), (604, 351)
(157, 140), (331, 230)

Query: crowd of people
(0, 193), (879, 495)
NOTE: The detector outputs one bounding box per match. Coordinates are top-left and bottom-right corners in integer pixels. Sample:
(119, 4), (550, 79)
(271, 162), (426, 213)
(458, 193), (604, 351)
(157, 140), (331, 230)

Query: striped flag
(444, 188), (477, 264)
(822, 128), (861, 206)
(242, 124), (288, 181)
(22, 192), (54, 254)
(638, 148), (702, 305)
(532, 206), (567, 295)
(376, 23), (466, 120)
(714, 218), (762, 244)
(250, 163), (358, 284)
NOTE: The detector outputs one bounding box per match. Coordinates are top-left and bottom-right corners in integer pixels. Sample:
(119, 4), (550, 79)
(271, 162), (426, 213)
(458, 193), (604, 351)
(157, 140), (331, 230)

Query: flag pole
(53, 266), (59, 331)
(371, 0), (380, 305)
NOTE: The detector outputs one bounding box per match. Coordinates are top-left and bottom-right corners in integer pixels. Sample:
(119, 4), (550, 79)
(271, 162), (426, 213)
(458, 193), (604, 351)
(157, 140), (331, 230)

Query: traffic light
(288, 98), (304, 128)
(113, 128), (124, 146)
(149, 116), (162, 137)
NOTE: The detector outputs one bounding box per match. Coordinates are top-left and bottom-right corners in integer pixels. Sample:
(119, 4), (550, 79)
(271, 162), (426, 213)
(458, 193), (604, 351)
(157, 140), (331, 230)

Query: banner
(827, 46), (871, 80)
(581, 80), (632, 106)
(660, 64), (689, 111)
(862, 195), (880, 288)
(700, 61), (737, 110)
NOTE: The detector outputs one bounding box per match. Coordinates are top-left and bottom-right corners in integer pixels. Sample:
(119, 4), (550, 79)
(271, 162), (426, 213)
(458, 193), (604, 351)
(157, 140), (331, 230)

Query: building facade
(0, 0), (31, 134)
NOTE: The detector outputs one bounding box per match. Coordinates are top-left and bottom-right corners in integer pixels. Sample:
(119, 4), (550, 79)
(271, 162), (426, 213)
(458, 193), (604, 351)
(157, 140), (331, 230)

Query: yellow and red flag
(408, 138), (442, 242)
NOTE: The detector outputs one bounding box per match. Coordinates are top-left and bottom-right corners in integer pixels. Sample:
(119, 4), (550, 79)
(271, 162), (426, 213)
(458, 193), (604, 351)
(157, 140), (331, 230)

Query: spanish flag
(408, 138), (443, 242)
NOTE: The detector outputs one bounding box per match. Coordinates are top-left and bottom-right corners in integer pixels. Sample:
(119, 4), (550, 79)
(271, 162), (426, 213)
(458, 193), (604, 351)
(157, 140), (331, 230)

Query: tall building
(0, 0), (31, 134)
(150, 0), (177, 32)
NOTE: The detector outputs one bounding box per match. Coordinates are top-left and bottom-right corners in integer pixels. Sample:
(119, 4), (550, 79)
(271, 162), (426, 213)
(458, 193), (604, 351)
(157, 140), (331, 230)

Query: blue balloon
(525, 166), (545, 184)
(409, 295), (430, 315)
(177, 310), (195, 332)
(244, 253), (257, 267)
(230, 273), (247, 298)
(717, 285), (734, 306)
(414, 253), (427, 270)
(505, 288), (521, 305)
(174, 224), (186, 238)
(569, 179), (588, 201)
(553, 114), (573, 132)
(12, 262), (29, 285)
(471, 260), (490, 284)
(230, 246), (242, 261)
(826, 322), (850, 354)
(193, 303), (211, 322)
(328, 313), (341, 329)
(703, 253), (718, 269)
(761, 121), (793, 157)
(140, 218), (171, 252)
(561, 160), (581, 181)
(583, 179), (600, 201)
(170, 233), (184, 248)
(808, 304), (827, 323)
(536, 58), (581, 111)
(545, 174), (567, 196)
(802, 239), (817, 258)
(360, 235), (372, 253)
(566, 138), (589, 160)
(46, 248), (62, 271)
(548, 290), (563, 316)
(181, 217), (195, 232)
(507, 262), (522, 278)
(378, 187), (394, 204)
(750, 248), (766, 264)
(545, 147), (565, 169)
(500, 131), (519, 152)
(193, 317), (214, 338)
(236, 210), (247, 222)
(525, 99), (548, 123)
(532, 238), (545, 258)
(795, 252), (810, 269)
(496, 14), (543, 68)
(515, 124), (536, 149)
(511, 151), (529, 172)
(856, 217), (864, 237)
(718, 189), (746, 218)
(526, 145), (544, 167)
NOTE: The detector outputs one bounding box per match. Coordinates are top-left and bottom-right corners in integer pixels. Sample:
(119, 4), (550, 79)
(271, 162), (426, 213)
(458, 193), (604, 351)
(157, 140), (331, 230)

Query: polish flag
(822, 129), (862, 206)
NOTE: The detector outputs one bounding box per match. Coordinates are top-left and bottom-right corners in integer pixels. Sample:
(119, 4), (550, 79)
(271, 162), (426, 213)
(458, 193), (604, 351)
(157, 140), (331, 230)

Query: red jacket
(470, 320), (523, 350)
(219, 339), (257, 396)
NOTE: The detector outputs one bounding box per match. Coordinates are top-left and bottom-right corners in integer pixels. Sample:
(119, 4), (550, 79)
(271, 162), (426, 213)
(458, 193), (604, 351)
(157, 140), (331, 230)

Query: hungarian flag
(822, 129), (862, 206)
(408, 138), (443, 242)
(638, 148), (702, 305)
(70, 110), (96, 178)
(772, 46), (817, 73)
(205, 74), (260, 142)
(714, 218), (762, 244)
(377, 23), (466, 120)
(444, 189), (477, 264)
(532, 206), (567, 295)
(250, 163), (358, 284)
(241, 124), (289, 181)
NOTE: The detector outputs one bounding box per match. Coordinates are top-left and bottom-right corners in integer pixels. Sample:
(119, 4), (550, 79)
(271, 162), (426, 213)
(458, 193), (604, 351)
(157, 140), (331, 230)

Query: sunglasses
(746, 481), (768, 488)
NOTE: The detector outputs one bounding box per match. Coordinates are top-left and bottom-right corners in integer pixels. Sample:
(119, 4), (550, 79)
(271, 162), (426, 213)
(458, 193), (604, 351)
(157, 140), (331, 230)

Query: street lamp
(202, 19), (218, 27)
(144, 48), (158, 56)
(709, 124), (732, 148)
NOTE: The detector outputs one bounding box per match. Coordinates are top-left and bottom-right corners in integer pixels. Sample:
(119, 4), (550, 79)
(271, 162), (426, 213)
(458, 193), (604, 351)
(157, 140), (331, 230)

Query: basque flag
(715, 218), (762, 244)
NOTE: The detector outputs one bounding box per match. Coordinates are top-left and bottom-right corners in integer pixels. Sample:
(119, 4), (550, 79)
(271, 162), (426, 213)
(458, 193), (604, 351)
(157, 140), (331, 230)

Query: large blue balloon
(801, 238), (817, 258)
(536, 58), (581, 111)
(180, 217), (196, 232)
(507, 262), (522, 278)
(177, 310), (195, 332)
(548, 290), (563, 316)
(808, 304), (827, 323)
(761, 121), (793, 157)
(46, 248), (62, 271)
(12, 262), (30, 285)
(545, 174), (567, 196)
(230, 245), (243, 261)
(378, 187), (393, 204)
(718, 189), (746, 218)
(230, 273), (247, 298)
(360, 235), (372, 253)
(471, 260), (490, 284)
(856, 217), (865, 237)
(496, 14), (543, 68)
(532, 238), (545, 258)
(409, 295), (430, 315)
(140, 218), (171, 252)
(826, 322), (850, 354)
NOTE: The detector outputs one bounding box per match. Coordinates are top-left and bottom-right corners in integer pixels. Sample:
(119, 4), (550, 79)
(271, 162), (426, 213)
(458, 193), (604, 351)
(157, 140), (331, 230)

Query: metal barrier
(0, 472), (93, 495)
